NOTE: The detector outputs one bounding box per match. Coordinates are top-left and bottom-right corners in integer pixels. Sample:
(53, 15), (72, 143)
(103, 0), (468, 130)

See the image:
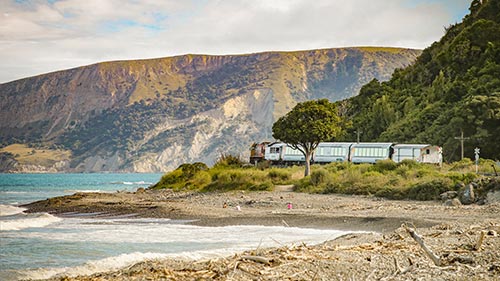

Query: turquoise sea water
(0, 173), (350, 281)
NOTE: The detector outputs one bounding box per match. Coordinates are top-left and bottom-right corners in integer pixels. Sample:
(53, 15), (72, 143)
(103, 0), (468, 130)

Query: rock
(440, 191), (458, 201)
(486, 190), (500, 204)
(444, 198), (462, 206)
(136, 187), (146, 193)
(459, 184), (475, 205)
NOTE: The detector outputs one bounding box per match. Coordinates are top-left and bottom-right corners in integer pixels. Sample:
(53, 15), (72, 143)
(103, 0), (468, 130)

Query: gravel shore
(23, 187), (500, 280)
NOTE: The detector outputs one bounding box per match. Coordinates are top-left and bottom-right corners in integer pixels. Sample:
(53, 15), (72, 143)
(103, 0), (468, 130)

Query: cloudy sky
(1, 0), (471, 83)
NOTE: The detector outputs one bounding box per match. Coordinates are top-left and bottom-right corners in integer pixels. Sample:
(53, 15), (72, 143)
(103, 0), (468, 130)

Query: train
(250, 142), (443, 165)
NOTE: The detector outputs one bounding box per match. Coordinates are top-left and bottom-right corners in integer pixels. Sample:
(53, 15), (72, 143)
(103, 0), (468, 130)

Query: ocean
(0, 173), (350, 280)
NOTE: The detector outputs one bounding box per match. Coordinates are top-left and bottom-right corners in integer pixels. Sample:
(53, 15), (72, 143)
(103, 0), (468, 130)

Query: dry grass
(0, 144), (71, 166)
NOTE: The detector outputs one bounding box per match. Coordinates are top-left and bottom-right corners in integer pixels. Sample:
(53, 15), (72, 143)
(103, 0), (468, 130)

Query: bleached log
(404, 225), (442, 266)
(241, 255), (271, 265)
(282, 219), (290, 227)
(474, 231), (486, 251)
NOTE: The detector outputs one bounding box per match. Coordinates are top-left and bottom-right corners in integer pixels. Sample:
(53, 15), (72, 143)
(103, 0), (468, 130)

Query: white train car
(392, 144), (442, 164)
(282, 145), (305, 163)
(420, 145), (443, 164)
(350, 142), (393, 164)
(313, 142), (353, 163)
(264, 142), (305, 164)
(264, 142), (285, 163)
(392, 144), (428, 163)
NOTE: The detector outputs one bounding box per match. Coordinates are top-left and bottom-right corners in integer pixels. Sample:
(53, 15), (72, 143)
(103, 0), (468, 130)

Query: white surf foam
(112, 181), (152, 185)
(0, 213), (62, 231)
(0, 204), (26, 216)
(18, 252), (171, 280)
(18, 246), (278, 280)
(14, 218), (348, 245)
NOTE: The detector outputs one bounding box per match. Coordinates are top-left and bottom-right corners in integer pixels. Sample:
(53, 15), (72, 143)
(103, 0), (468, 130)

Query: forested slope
(340, 0), (500, 161)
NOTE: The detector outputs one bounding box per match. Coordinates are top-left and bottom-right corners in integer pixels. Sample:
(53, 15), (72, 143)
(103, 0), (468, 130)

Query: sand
(23, 187), (500, 280)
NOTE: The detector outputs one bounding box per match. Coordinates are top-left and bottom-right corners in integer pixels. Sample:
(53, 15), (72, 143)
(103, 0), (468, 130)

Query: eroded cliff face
(129, 89), (275, 172)
(0, 47), (420, 172)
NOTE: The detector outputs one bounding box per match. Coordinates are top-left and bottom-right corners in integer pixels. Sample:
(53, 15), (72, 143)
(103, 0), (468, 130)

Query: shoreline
(21, 189), (500, 280)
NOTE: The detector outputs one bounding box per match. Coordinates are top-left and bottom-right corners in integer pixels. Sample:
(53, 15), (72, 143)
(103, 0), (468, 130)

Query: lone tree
(272, 99), (343, 176)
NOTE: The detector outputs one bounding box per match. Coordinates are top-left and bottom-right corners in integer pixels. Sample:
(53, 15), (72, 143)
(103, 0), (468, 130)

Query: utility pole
(354, 130), (362, 143)
(454, 130), (470, 160)
(474, 147), (480, 174)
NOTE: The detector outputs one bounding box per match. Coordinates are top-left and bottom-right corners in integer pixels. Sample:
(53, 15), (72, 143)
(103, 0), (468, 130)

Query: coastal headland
(23, 188), (500, 280)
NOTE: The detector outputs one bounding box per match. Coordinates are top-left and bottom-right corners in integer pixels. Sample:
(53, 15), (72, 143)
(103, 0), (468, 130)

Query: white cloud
(0, 0), (469, 83)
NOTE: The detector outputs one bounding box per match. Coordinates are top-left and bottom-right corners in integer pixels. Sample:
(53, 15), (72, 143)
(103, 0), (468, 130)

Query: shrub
(178, 162), (208, 177)
(407, 178), (453, 201)
(310, 169), (332, 186)
(395, 164), (410, 178)
(375, 186), (409, 200)
(214, 153), (246, 167)
(203, 168), (273, 192)
(190, 170), (212, 188)
(267, 168), (291, 183)
(371, 159), (397, 173)
(151, 162), (210, 190)
(256, 160), (271, 170)
(323, 162), (350, 173)
(449, 158), (474, 171)
(294, 176), (325, 193)
(151, 169), (184, 190)
(398, 159), (420, 169)
(445, 172), (478, 184)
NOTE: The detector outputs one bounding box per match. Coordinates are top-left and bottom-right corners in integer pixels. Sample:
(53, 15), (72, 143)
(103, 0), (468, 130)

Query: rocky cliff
(0, 47), (420, 172)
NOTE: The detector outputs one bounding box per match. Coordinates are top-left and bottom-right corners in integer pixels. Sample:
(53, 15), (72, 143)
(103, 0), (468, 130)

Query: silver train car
(259, 142), (442, 165)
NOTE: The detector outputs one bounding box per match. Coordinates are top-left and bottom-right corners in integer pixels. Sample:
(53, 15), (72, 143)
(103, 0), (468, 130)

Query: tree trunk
(304, 151), (312, 177)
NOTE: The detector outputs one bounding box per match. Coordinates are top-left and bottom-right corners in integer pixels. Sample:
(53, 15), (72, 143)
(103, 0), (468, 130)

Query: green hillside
(340, 0), (500, 161)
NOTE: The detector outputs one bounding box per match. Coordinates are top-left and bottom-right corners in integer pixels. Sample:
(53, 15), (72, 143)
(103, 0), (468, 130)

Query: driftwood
(403, 224), (442, 266)
(240, 255), (272, 265)
(474, 231), (486, 251)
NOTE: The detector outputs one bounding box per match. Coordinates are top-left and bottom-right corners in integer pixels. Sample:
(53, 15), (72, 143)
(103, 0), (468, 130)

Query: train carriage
(350, 142), (393, 164)
(282, 145), (305, 163)
(391, 144), (442, 164)
(264, 142), (285, 163)
(313, 142), (353, 163)
(392, 144), (429, 163)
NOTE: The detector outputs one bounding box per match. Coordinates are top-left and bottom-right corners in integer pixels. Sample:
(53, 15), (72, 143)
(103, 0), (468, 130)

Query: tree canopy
(339, 0), (500, 161)
(272, 99), (343, 176)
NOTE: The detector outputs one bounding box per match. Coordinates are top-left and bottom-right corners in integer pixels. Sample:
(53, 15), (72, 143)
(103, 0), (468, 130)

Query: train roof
(392, 144), (431, 149)
(351, 142), (393, 148)
(317, 142), (354, 147)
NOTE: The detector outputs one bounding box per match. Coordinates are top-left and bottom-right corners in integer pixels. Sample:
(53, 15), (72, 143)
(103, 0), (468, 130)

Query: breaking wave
(0, 204), (26, 216)
(0, 212), (62, 231)
(17, 252), (170, 280)
(111, 181), (152, 185)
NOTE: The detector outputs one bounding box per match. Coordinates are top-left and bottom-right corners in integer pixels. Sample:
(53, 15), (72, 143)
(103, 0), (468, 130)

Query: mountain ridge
(0, 46), (420, 172)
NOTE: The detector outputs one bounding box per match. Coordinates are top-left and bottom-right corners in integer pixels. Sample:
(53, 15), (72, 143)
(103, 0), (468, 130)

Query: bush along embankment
(150, 156), (500, 204)
(149, 154), (298, 192)
(293, 158), (500, 204)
